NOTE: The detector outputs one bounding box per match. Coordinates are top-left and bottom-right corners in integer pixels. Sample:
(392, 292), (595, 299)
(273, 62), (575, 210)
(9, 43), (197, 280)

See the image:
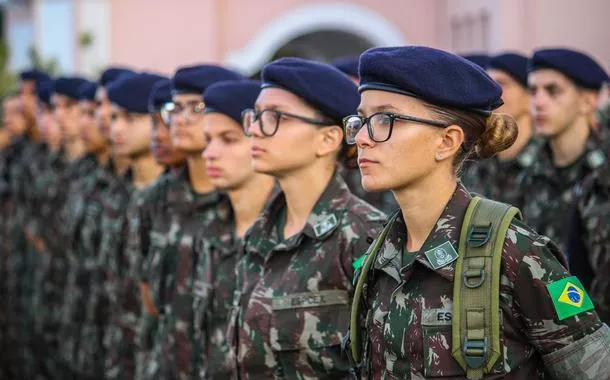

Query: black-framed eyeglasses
(160, 101), (205, 126)
(242, 108), (334, 137)
(343, 112), (449, 145)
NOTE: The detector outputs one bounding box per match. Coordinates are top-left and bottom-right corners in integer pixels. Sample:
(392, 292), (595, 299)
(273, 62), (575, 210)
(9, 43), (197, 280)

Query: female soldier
(228, 58), (386, 379)
(344, 46), (609, 379)
(192, 79), (275, 379)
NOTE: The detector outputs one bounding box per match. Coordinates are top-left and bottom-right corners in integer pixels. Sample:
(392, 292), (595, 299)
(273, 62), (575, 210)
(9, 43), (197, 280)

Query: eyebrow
(357, 104), (401, 116)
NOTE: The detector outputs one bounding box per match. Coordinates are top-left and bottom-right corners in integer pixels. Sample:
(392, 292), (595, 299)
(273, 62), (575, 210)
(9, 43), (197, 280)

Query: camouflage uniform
(519, 131), (607, 250)
(568, 163), (610, 324)
(461, 137), (540, 207)
(227, 173), (385, 379)
(346, 183), (610, 379)
(135, 167), (227, 380)
(191, 189), (276, 380)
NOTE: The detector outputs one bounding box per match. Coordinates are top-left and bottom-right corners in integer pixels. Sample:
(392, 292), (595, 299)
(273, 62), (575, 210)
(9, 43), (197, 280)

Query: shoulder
(344, 193), (387, 225)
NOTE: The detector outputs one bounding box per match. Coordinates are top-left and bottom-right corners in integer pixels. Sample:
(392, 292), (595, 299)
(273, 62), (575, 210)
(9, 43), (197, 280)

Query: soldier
(342, 45), (610, 379)
(567, 161), (610, 324)
(135, 64), (243, 380)
(96, 67), (136, 177)
(462, 53), (538, 206)
(99, 73), (168, 380)
(191, 79), (274, 379)
(230, 58), (385, 379)
(520, 49), (609, 250)
(333, 56), (399, 215)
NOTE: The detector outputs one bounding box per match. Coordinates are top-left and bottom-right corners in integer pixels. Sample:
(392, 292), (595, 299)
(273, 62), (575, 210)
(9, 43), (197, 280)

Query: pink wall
(109, 0), (219, 75)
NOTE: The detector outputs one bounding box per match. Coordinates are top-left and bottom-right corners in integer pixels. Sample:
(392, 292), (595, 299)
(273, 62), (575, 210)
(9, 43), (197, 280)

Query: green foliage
(27, 46), (59, 76)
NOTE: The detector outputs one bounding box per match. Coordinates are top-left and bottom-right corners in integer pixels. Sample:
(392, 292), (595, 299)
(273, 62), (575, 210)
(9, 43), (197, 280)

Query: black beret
(359, 46), (503, 115)
(99, 67), (136, 87)
(261, 57), (359, 124)
(19, 69), (51, 84)
(78, 80), (99, 102)
(528, 48), (609, 90)
(107, 72), (167, 113)
(148, 78), (172, 113)
(171, 64), (244, 95)
(53, 77), (91, 100)
(36, 78), (54, 106)
(203, 80), (261, 125)
(488, 53), (529, 87)
(332, 56), (360, 78)
(462, 54), (492, 69)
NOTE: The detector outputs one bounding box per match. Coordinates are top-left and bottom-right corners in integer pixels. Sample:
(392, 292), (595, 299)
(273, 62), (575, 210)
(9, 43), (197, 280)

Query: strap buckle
(467, 224), (491, 247)
(463, 268), (486, 288)
(463, 337), (488, 369)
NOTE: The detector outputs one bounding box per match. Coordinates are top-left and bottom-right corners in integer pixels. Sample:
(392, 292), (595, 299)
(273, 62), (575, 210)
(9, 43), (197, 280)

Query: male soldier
(135, 64), (243, 380)
(192, 79), (274, 379)
(521, 48), (609, 250)
(333, 56), (399, 214)
(97, 72), (167, 380)
(462, 53), (538, 206)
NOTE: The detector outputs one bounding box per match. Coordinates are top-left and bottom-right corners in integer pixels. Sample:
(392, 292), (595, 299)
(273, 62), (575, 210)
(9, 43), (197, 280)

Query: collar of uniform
(244, 172), (351, 259)
(373, 183), (471, 284)
(165, 166), (222, 208)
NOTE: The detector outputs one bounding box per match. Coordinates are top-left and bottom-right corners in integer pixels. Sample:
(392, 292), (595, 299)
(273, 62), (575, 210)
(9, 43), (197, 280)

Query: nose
(355, 124), (375, 149)
(247, 117), (264, 138)
(202, 140), (218, 160)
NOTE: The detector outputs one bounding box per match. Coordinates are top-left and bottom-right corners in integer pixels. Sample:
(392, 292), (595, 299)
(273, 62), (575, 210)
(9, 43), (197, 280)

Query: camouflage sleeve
(513, 236), (610, 379)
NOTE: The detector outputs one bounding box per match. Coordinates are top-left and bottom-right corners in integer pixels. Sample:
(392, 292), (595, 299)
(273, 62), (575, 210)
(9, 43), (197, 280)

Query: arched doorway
(224, 2), (406, 77)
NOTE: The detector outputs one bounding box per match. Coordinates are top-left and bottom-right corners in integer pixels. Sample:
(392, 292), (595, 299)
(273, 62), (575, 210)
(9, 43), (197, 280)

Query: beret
(19, 69), (51, 84)
(78, 80), (99, 102)
(359, 46), (503, 115)
(36, 78), (54, 106)
(487, 52), (529, 87)
(261, 57), (359, 124)
(332, 56), (360, 78)
(171, 64), (244, 95)
(99, 67), (136, 87)
(203, 80), (261, 125)
(148, 78), (172, 113)
(107, 72), (167, 113)
(529, 48), (609, 90)
(53, 77), (91, 100)
(462, 54), (492, 69)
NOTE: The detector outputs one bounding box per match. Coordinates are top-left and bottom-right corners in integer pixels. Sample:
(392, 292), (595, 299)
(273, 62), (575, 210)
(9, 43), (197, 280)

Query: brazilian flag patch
(546, 276), (594, 320)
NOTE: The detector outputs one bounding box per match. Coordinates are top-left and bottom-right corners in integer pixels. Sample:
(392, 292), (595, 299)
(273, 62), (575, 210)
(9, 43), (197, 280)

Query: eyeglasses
(242, 108), (334, 137)
(160, 101), (205, 126)
(343, 112), (449, 145)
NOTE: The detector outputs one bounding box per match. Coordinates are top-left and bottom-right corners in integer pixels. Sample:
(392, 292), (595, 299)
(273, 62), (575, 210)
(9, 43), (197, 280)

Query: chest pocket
(270, 289), (352, 376)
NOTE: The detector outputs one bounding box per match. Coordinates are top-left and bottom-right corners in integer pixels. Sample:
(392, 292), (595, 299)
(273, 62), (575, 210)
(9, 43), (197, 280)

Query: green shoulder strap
(349, 210), (401, 365)
(452, 196), (522, 380)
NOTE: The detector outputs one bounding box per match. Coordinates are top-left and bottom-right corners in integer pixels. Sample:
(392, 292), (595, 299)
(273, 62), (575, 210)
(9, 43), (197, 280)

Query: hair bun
(475, 113), (518, 159)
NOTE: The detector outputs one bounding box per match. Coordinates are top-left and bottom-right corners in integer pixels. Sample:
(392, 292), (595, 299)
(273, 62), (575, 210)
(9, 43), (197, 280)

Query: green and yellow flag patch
(546, 276), (594, 320)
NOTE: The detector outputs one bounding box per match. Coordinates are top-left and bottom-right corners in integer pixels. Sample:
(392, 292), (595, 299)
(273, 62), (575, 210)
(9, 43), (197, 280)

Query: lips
(358, 157), (378, 168)
(206, 166), (223, 177)
(251, 146), (265, 157)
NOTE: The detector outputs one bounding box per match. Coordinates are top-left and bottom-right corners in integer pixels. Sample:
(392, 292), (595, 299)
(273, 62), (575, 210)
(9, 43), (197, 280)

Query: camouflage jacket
(568, 162), (610, 324)
(461, 137), (540, 207)
(519, 132), (607, 250)
(346, 183), (609, 379)
(227, 172), (386, 379)
(134, 166), (228, 380)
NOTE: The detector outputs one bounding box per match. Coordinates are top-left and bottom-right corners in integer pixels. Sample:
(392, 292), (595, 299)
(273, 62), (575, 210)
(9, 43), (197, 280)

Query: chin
(361, 174), (391, 193)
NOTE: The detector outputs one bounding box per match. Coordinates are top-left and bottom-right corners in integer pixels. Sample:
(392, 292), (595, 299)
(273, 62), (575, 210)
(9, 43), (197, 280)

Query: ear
(578, 90), (598, 115)
(315, 125), (344, 157)
(435, 125), (464, 161)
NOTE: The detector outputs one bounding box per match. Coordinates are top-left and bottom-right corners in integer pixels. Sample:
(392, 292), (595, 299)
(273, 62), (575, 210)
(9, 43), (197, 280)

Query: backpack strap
(349, 210), (401, 365)
(452, 196), (522, 380)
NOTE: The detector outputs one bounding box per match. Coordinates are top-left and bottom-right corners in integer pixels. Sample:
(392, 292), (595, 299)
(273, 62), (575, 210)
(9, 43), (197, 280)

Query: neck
(95, 146), (111, 166)
(278, 160), (335, 239)
(229, 174), (275, 238)
(47, 140), (61, 153)
(393, 170), (457, 252)
(549, 118), (590, 167)
(131, 152), (165, 189)
(497, 113), (532, 161)
(64, 138), (86, 161)
(187, 154), (215, 194)
(112, 155), (131, 176)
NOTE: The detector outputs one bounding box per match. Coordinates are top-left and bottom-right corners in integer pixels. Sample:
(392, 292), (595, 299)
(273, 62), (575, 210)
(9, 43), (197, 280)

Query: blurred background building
(1, 0), (609, 78)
